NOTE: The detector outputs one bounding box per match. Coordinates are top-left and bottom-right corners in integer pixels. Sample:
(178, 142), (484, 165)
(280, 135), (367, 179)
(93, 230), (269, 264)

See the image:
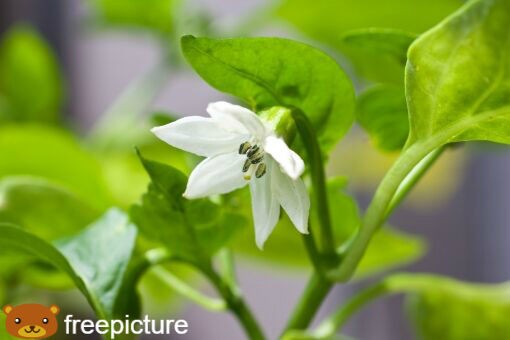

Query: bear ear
(2, 305), (13, 315)
(49, 305), (60, 315)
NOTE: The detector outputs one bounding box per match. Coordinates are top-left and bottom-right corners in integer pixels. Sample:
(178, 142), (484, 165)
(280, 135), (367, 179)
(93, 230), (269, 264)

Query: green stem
(218, 248), (241, 297)
(333, 106), (508, 281)
(386, 146), (445, 218)
(151, 267), (227, 311)
(204, 265), (265, 340)
(283, 272), (333, 334)
(330, 143), (432, 281)
(291, 108), (336, 259)
(313, 283), (387, 338)
(302, 233), (324, 276)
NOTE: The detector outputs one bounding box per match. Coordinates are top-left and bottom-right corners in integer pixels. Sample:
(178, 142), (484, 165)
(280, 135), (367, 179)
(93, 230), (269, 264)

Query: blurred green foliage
(0, 177), (99, 241)
(0, 124), (112, 209)
(0, 25), (63, 124)
(356, 84), (409, 151)
(396, 275), (510, 340)
(277, 0), (462, 83)
(89, 0), (177, 35)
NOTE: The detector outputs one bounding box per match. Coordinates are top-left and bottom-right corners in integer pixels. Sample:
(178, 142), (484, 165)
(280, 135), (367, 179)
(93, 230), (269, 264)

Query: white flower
(151, 101), (310, 248)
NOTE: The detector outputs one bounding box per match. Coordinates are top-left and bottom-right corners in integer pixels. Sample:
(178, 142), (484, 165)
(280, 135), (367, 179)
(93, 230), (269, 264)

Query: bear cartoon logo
(2, 304), (59, 339)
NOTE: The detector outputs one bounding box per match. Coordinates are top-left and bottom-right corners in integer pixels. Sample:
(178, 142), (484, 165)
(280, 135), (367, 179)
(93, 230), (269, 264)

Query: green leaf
(277, 0), (462, 83)
(90, 0), (176, 35)
(0, 177), (99, 240)
(356, 85), (409, 151)
(56, 209), (138, 319)
(380, 274), (510, 340)
(406, 0), (510, 147)
(0, 177), (100, 289)
(0, 124), (112, 209)
(130, 152), (243, 263)
(341, 28), (416, 67)
(0, 209), (137, 320)
(0, 25), (62, 123)
(181, 35), (355, 152)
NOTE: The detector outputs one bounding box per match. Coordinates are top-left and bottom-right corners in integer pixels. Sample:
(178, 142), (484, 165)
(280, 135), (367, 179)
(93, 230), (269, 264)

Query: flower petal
(264, 136), (305, 180)
(207, 101), (267, 138)
(152, 116), (248, 157)
(250, 161), (280, 249)
(272, 161), (310, 234)
(184, 152), (248, 198)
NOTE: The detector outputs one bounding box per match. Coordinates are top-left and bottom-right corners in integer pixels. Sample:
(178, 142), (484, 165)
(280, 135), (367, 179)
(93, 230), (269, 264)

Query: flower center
(239, 142), (267, 180)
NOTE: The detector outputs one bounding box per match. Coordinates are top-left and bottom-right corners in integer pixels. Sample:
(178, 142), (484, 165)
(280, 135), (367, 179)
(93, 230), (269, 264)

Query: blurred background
(1, 0), (509, 339)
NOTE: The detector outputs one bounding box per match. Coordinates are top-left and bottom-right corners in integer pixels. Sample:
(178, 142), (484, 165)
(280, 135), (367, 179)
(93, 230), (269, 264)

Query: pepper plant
(1, 0), (510, 339)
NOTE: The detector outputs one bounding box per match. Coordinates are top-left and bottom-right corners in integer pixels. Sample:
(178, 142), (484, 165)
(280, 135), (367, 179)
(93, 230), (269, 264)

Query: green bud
(259, 106), (296, 143)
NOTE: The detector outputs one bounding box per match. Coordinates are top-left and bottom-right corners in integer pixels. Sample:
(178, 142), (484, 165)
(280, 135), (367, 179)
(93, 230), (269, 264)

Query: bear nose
(29, 325), (35, 330)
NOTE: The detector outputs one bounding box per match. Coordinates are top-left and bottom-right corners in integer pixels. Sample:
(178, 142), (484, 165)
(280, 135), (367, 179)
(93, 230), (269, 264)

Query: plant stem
(151, 266), (227, 311)
(385, 146), (445, 218)
(313, 283), (387, 338)
(302, 233), (325, 276)
(291, 108), (336, 258)
(283, 272), (333, 333)
(332, 141), (441, 282)
(204, 265), (265, 340)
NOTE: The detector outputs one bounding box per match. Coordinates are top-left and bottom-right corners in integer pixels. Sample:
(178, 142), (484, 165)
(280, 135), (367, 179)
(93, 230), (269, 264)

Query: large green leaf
(0, 209), (137, 320)
(0, 25), (62, 123)
(89, 0), (176, 35)
(356, 85), (409, 151)
(277, 0), (462, 83)
(406, 0), (510, 147)
(0, 124), (112, 209)
(130, 153), (243, 263)
(181, 35), (355, 152)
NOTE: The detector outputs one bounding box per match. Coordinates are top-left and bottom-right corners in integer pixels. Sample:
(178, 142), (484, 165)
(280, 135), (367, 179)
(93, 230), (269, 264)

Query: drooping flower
(151, 101), (310, 248)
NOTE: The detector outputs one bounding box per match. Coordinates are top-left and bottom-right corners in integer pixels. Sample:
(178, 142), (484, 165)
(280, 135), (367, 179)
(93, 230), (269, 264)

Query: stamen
(255, 163), (266, 178)
(250, 155), (264, 164)
(242, 159), (251, 172)
(239, 142), (251, 154)
(246, 145), (260, 158)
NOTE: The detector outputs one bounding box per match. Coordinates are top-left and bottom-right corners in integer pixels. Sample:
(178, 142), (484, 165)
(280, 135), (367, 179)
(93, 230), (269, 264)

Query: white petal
(207, 101), (267, 139)
(250, 161), (280, 249)
(152, 116), (248, 157)
(272, 161), (310, 234)
(264, 136), (305, 180)
(184, 153), (248, 198)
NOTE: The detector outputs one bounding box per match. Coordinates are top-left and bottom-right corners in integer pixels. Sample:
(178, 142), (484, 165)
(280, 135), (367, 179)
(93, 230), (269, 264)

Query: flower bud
(259, 106), (296, 143)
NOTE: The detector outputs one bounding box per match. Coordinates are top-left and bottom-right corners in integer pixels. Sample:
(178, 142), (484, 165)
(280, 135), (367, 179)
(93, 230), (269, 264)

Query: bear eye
(42, 318), (49, 324)
(14, 318), (21, 324)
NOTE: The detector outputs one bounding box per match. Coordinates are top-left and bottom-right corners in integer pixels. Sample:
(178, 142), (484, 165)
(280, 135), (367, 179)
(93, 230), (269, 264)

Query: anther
(239, 142), (251, 154)
(255, 163), (267, 178)
(246, 145), (260, 158)
(251, 155), (264, 164)
(242, 159), (252, 172)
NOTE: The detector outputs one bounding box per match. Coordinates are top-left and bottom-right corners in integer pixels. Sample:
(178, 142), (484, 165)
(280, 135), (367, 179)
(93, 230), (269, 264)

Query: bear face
(3, 304), (59, 339)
